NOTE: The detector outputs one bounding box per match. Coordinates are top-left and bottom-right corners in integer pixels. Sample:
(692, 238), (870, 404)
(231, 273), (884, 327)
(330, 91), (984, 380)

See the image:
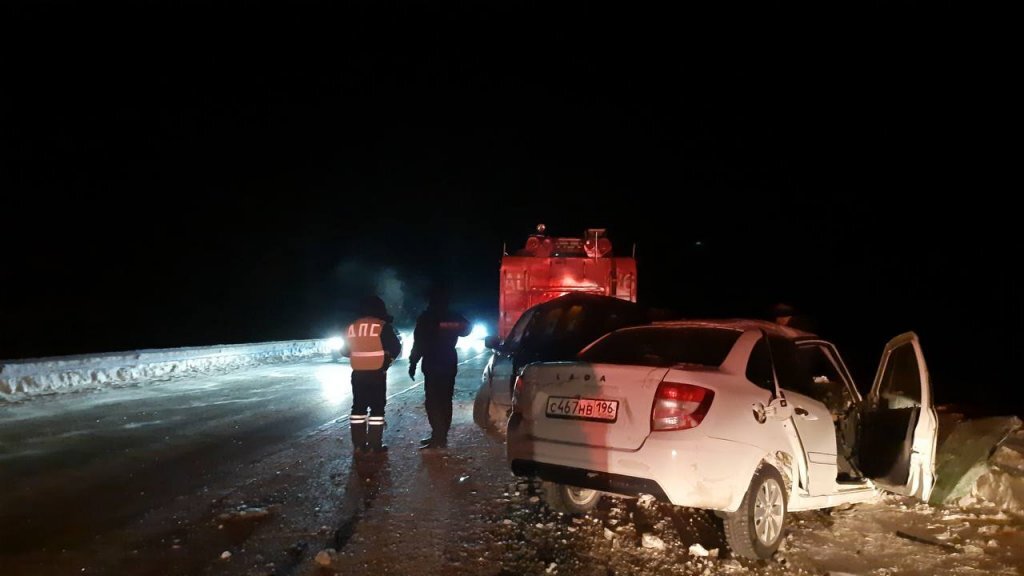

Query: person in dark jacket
(770, 302), (816, 333)
(408, 287), (470, 450)
(342, 295), (403, 456)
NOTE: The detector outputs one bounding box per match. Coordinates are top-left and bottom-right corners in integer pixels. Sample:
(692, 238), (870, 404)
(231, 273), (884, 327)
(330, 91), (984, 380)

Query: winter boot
(350, 414), (368, 455)
(367, 415), (388, 453)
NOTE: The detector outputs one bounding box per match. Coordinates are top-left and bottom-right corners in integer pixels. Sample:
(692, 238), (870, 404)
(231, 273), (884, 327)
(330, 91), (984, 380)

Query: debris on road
(894, 529), (958, 551)
(314, 548), (337, 566)
(688, 543), (710, 557)
(641, 533), (666, 550)
(217, 506), (271, 522)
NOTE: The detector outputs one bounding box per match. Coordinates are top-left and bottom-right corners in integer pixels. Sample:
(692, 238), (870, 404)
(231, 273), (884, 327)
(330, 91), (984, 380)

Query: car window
(562, 304), (585, 333)
(579, 327), (741, 368)
(503, 309), (536, 352)
(510, 297), (652, 364)
(796, 344), (854, 414)
(768, 336), (807, 393)
(535, 307), (564, 341)
(514, 306), (564, 361)
(745, 339), (774, 391)
(745, 335), (809, 394)
(877, 342), (921, 409)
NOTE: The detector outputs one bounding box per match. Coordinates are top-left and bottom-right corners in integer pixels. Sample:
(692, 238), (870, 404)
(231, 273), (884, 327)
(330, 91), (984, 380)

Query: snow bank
(930, 416), (1022, 506)
(969, 430), (1024, 516)
(0, 339), (331, 402)
(931, 415), (1024, 516)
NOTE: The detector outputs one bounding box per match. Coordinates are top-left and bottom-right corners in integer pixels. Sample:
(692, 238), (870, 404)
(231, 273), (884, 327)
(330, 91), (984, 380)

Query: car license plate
(545, 396), (619, 422)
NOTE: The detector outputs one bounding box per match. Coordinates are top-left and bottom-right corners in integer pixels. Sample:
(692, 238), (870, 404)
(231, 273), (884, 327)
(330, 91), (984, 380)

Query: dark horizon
(3, 3), (1016, 408)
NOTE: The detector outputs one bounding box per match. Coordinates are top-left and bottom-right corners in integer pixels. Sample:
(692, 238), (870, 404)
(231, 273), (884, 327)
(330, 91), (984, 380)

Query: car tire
(473, 381), (511, 436)
(473, 382), (494, 430)
(723, 465), (787, 560)
(541, 482), (601, 515)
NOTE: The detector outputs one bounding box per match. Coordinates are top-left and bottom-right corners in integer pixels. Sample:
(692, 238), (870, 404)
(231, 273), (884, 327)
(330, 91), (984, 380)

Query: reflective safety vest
(346, 316), (388, 371)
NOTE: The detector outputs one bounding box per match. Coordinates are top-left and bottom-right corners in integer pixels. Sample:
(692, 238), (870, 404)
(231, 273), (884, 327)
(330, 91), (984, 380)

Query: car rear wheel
(472, 382), (493, 430)
(473, 381), (510, 436)
(723, 465), (787, 560)
(541, 482), (601, 514)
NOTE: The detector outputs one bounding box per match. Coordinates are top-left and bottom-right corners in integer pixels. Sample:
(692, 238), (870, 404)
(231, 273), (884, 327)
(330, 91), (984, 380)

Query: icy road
(1, 352), (1022, 575)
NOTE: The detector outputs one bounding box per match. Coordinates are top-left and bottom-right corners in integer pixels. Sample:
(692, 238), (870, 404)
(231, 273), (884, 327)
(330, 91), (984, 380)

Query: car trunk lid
(519, 362), (670, 451)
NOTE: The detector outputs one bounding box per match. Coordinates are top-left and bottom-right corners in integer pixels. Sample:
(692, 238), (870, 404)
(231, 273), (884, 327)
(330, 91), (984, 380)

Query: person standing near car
(342, 295), (402, 456)
(770, 302), (816, 333)
(408, 286), (470, 450)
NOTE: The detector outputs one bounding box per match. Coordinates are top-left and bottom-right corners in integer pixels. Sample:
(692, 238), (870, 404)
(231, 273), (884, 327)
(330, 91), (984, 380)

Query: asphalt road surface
(0, 352), (490, 575)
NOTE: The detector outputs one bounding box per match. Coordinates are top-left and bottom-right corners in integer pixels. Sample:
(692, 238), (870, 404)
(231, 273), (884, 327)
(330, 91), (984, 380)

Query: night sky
(4, 4), (1016, 408)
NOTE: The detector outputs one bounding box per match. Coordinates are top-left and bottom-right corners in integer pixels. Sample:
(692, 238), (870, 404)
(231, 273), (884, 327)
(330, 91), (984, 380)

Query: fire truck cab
(498, 225), (637, 338)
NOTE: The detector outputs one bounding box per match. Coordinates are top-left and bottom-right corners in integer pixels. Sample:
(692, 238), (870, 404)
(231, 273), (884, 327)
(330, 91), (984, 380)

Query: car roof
(531, 293), (640, 308)
(639, 318), (817, 339)
(522, 293), (650, 321)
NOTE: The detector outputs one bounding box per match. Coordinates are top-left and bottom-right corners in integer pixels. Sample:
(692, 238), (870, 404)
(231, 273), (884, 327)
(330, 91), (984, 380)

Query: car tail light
(651, 382), (714, 431)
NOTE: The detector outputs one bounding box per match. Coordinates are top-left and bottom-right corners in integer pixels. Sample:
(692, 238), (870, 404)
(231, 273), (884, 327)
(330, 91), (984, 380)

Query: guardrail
(0, 339), (332, 402)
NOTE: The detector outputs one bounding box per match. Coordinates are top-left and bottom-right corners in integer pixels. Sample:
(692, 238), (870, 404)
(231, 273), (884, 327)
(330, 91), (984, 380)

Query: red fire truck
(498, 225), (637, 338)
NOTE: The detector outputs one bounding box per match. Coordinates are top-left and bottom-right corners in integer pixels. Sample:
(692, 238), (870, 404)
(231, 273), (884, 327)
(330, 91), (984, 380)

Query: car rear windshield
(579, 327), (742, 368)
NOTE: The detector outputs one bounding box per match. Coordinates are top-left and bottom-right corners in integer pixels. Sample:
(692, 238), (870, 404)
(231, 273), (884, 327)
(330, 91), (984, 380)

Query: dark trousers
(424, 369), (457, 442)
(352, 370), (387, 416)
(351, 370), (387, 450)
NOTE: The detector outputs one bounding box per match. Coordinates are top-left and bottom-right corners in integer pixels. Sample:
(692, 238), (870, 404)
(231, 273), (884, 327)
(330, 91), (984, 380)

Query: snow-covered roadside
(0, 339), (331, 402)
(931, 415), (1024, 518)
(963, 428), (1024, 517)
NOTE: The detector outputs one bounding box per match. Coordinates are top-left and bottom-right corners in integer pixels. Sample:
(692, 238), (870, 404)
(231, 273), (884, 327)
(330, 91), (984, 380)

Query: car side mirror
(484, 335), (501, 350)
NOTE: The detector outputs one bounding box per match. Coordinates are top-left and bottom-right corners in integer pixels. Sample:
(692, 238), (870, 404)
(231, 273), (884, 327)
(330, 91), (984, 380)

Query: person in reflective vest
(408, 286), (470, 450)
(342, 295), (402, 455)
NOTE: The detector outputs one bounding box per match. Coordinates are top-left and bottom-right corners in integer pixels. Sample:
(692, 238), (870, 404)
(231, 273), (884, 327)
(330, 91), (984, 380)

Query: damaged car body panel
(506, 320), (938, 559)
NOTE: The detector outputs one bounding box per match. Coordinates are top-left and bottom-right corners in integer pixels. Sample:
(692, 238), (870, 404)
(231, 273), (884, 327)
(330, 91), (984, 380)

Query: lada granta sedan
(506, 319), (936, 559)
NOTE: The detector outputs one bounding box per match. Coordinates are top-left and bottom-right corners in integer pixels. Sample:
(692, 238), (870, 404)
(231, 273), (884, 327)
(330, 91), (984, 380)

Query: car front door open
(856, 332), (937, 500)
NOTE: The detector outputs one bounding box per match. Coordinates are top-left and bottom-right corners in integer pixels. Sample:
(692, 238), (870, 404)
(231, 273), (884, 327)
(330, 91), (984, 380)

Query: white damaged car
(506, 320), (937, 559)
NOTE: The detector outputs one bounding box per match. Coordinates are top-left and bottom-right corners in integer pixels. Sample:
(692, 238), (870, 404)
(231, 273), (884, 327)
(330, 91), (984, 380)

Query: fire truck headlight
(327, 336), (345, 352)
